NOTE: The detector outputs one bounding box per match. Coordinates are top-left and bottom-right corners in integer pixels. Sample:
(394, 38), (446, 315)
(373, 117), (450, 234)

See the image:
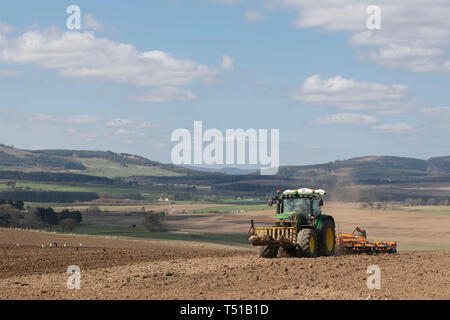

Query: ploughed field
(0, 228), (448, 300)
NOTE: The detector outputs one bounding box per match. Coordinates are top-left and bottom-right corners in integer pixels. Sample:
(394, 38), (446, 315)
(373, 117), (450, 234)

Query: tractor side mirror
(319, 199), (324, 206)
(267, 197), (275, 207)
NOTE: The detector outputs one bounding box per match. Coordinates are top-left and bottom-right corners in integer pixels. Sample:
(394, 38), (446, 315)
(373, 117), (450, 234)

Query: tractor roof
(281, 188), (325, 199)
(281, 192), (322, 199)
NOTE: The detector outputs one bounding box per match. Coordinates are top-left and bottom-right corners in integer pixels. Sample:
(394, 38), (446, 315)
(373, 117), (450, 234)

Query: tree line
(0, 199), (24, 210)
(0, 171), (113, 184)
(0, 201), (83, 231)
(0, 190), (99, 203)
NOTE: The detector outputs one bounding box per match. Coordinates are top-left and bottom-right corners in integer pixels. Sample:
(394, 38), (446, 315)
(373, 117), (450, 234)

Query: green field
(79, 158), (184, 178)
(190, 204), (270, 214)
(51, 205), (149, 212)
(0, 181), (267, 207)
(51, 225), (249, 245)
(0, 181), (142, 195)
(0, 181), (186, 202)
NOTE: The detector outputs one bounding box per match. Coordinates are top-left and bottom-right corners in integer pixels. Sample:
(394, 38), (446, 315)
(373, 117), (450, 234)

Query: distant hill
(427, 156), (450, 174)
(0, 144), (205, 178)
(0, 144), (85, 170)
(182, 155), (449, 180)
(0, 144), (449, 183)
(272, 155), (450, 184)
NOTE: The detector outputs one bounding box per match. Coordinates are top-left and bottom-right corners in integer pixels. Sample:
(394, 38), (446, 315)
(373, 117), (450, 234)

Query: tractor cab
(269, 190), (324, 229)
(279, 194), (322, 220)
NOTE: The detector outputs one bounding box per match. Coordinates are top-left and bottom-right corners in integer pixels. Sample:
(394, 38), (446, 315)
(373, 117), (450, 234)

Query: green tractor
(248, 189), (336, 258)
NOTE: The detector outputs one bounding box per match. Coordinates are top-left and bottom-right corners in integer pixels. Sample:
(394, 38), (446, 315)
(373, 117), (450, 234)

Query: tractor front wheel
(296, 229), (318, 258)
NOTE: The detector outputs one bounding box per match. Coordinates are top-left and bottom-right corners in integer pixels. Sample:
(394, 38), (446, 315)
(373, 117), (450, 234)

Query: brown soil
(0, 228), (448, 300)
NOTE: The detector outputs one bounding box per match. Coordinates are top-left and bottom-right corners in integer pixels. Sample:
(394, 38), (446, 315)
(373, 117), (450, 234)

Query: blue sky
(0, 0), (449, 166)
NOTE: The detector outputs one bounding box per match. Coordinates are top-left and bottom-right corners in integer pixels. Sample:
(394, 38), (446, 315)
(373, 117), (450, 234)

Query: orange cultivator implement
(337, 227), (397, 255)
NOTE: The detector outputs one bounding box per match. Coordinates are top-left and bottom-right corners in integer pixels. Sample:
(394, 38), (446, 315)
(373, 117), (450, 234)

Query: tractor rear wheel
(259, 245), (279, 258)
(318, 219), (336, 256)
(296, 229), (318, 258)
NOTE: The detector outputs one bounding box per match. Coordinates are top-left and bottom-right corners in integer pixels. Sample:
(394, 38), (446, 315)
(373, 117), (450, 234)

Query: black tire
(296, 228), (318, 258)
(278, 246), (297, 258)
(388, 246), (397, 254)
(259, 245), (279, 258)
(318, 219), (336, 256)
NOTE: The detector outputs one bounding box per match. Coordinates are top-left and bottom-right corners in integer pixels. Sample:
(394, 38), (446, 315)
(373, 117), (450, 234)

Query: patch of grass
(166, 200), (224, 205)
(190, 204), (270, 214)
(79, 158), (184, 178)
(0, 181), (149, 196)
(52, 205), (148, 212)
(55, 225), (249, 245)
(24, 202), (76, 208)
(220, 200), (266, 205)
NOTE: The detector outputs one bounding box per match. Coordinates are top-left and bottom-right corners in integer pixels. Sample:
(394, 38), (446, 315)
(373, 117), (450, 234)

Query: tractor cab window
(312, 199), (321, 216)
(282, 197), (311, 217)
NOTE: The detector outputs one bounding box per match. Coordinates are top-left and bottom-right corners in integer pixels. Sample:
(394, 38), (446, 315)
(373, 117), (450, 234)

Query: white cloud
(0, 22), (13, 34)
(361, 44), (444, 73)
(106, 118), (154, 128)
(132, 121), (155, 129)
(0, 27), (221, 87)
(29, 113), (99, 124)
(115, 128), (128, 136)
(82, 14), (105, 32)
(446, 60), (450, 72)
(105, 118), (134, 127)
(280, 0), (450, 73)
(128, 86), (198, 103)
(311, 112), (415, 134)
(0, 109), (99, 124)
(0, 109), (161, 131)
(220, 55), (234, 71)
(0, 22), (13, 47)
(421, 106), (450, 118)
(313, 113), (378, 125)
(372, 122), (413, 132)
(66, 129), (98, 142)
(291, 75), (412, 114)
(244, 9), (265, 23)
(0, 69), (20, 77)
(421, 106), (450, 133)
(111, 128), (145, 140)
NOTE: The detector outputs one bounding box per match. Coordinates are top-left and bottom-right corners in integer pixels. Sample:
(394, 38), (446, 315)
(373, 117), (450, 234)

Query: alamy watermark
(67, 4), (381, 31)
(367, 5), (381, 30)
(171, 121), (279, 175)
(66, 5), (81, 30)
(67, 265), (81, 290)
(366, 265), (381, 289)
